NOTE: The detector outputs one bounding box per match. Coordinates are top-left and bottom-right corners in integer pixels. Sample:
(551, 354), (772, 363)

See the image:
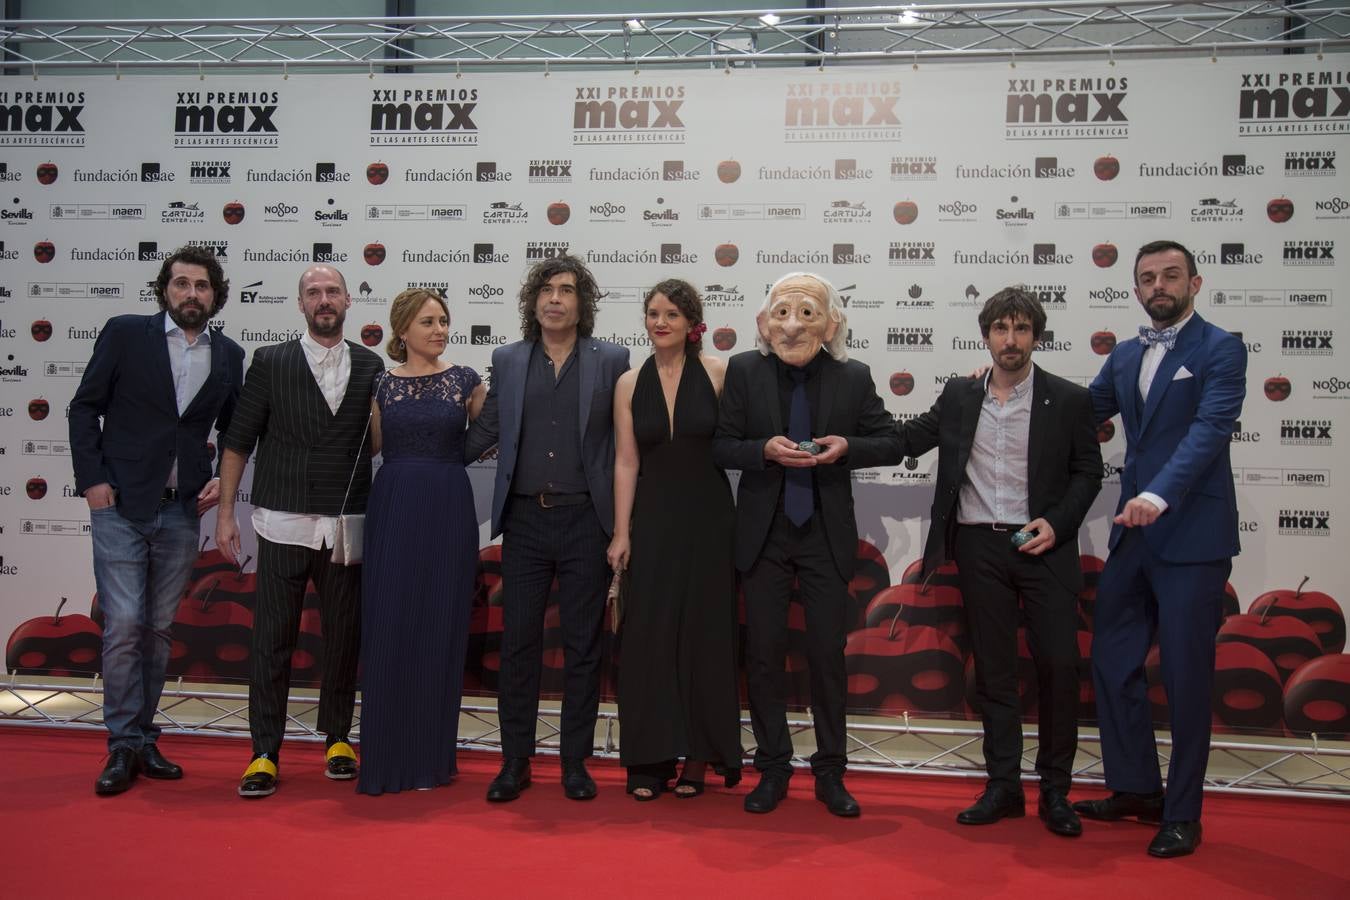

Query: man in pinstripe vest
(214, 264), (384, 799)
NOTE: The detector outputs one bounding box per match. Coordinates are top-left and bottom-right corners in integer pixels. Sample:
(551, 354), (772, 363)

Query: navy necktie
(785, 368), (813, 526)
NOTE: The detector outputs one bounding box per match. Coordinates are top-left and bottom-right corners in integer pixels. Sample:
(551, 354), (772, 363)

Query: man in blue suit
(1076, 240), (1246, 858)
(466, 255), (629, 802)
(70, 245), (244, 795)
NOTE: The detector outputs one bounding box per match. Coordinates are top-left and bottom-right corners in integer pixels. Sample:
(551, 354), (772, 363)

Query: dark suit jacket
(898, 365), (1103, 588)
(1089, 312), (1246, 563)
(465, 337), (630, 538)
(712, 350), (896, 581)
(220, 339), (383, 516)
(69, 312), (244, 522)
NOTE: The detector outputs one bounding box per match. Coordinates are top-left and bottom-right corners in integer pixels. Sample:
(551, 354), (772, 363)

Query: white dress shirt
(252, 333), (353, 550)
(163, 315), (212, 489)
(1135, 312), (1194, 514)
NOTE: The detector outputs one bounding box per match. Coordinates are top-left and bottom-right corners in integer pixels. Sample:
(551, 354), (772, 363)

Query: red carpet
(3, 729), (1346, 899)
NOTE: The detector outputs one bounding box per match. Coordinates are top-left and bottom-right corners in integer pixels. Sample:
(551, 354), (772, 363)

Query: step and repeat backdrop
(1, 56), (1347, 738)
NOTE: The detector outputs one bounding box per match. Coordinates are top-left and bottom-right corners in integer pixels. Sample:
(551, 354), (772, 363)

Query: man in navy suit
(1076, 240), (1246, 858)
(70, 245), (244, 795)
(466, 255), (629, 802)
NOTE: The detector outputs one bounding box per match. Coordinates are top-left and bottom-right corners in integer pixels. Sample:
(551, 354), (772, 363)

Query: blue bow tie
(1138, 325), (1178, 350)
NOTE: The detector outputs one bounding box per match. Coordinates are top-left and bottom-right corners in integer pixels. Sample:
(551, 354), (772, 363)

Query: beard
(994, 348), (1028, 372)
(306, 305), (346, 338)
(165, 299), (210, 331)
(1144, 289), (1193, 326)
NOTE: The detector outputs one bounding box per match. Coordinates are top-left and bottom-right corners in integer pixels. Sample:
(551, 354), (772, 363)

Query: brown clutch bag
(607, 568), (628, 635)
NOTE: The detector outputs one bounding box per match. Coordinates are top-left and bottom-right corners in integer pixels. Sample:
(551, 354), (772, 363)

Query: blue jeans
(90, 501), (199, 751)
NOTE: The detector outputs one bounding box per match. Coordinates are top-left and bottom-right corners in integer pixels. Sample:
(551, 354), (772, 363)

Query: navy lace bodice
(373, 366), (481, 462)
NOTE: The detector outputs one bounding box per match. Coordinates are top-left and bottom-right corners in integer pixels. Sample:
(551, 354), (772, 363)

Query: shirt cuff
(1138, 491), (1168, 514)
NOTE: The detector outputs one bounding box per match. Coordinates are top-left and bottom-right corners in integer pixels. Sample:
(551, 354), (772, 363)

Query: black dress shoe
(815, 774), (861, 818)
(956, 784), (1026, 825)
(561, 757), (597, 800)
(1148, 821), (1202, 858)
(743, 774), (789, 814)
(138, 744), (183, 780)
(95, 747), (140, 796)
(486, 757), (531, 803)
(1072, 790), (1164, 824)
(1038, 790), (1083, 837)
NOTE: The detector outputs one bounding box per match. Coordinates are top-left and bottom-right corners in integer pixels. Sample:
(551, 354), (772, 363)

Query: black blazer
(220, 339), (383, 516)
(713, 350), (897, 580)
(70, 312), (244, 522)
(898, 365), (1103, 588)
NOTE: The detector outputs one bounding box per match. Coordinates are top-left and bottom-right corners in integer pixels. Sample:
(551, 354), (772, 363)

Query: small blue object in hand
(1011, 530), (1033, 547)
(797, 440), (822, 455)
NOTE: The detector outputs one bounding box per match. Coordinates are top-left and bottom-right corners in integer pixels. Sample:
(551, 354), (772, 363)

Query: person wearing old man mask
(712, 273), (897, 818)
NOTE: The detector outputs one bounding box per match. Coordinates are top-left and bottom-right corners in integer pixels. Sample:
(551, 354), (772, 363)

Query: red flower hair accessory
(688, 322), (707, 343)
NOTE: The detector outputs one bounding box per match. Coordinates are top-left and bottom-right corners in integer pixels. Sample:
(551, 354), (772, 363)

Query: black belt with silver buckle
(515, 491), (589, 509)
(162, 487), (180, 502)
(961, 521), (1022, 532)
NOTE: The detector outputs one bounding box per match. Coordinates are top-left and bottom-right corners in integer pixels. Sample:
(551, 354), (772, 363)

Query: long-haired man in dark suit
(215, 264), (384, 798)
(465, 255), (629, 802)
(712, 272), (896, 818)
(71, 245), (244, 795)
(895, 287), (1102, 836)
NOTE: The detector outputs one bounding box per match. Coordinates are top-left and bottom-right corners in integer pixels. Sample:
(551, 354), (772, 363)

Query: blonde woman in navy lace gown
(358, 288), (485, 795)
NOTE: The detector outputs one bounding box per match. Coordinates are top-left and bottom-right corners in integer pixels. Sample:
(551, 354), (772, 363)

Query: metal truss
(1, 3), (1347, 73)
(3, 676), (1346, 801)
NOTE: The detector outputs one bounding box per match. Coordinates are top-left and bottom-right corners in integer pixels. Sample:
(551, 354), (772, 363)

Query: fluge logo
(1005, 75), (1128, 140)
(173, 90), (279, 148)
(573, 84), (686, 145)
(369, 86), (479, 146)
(0, 89), (86, 147)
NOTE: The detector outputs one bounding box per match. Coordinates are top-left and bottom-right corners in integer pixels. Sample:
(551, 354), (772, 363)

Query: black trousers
(497, 497), (610, 760)
(742, 508), (849, 778)
(953, 525), (1080, 794)
(248, 535), (362, 762)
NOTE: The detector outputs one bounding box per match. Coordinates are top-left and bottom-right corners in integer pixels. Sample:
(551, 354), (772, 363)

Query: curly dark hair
(154, 244), (229, 315)
(644, 278), (704, 356)
(977, 286), (1047, 340)
(517, 254), (600, 341)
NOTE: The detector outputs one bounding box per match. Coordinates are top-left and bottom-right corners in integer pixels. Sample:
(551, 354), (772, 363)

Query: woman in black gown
(358, 288), (485, 795)
(608, 279), (743, 800)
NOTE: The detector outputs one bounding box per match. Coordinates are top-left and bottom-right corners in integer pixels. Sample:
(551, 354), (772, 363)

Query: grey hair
(754, 271), (849, 362)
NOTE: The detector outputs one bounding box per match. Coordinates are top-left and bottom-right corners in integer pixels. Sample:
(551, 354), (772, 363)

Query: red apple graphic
(28, 397), (49, 421)
(1212, 641), (1285, 731)
(1218, 606), (1323, 683)
(4, 597), (102, 677)
(364, 243), (386, 266)
(34, 240), (55, 263)
(1266, 197), (1294, 223)
(714, 243), (739, 267)
(222, 201), (245, 225)
(366, 161), (389, 185)
(893, 200), (918, 225)
(717, 159), (741, 184)
(360, 323), (383, 347)
(36, 162), (58, 185)
(546, 201), (570, 225)
(845, 624), (966, 714)
(846, 539), (891, 632)
(865, 581), (966, 651)
(1094, 155), (1120, 181)
(26, 477), (47, 500)
(1250, 576), (1345, 655)
(1283, 654), (1350, 739)
(712, 327), (736, 351)
(1090, 329), (1117, 355)
(31, 319), (53, 342)
(1264, 375), (1291, 401)
(889, 371), (914, 396)
(1092, 243), (1118, 268)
